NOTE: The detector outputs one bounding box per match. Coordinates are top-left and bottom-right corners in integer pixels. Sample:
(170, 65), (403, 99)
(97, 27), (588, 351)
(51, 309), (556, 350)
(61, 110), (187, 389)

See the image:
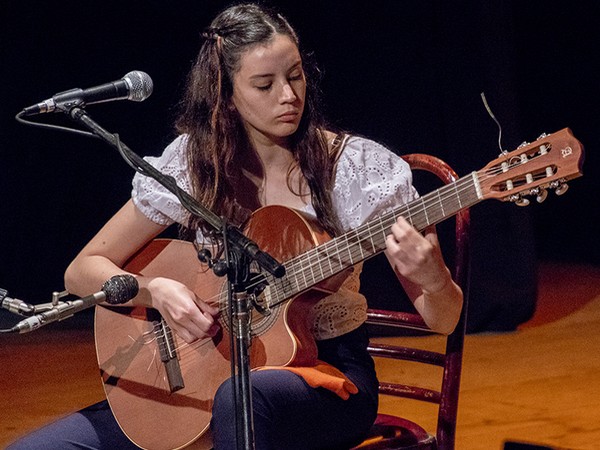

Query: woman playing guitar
(9, 3), (462, 449)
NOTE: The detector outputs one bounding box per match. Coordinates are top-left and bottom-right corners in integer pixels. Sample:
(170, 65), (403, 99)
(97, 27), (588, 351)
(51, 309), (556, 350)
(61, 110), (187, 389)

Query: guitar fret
(453, 181), (463, 209)
(293, 263), (304, 292)
(288, 276), (297, 297)
(405, 201), (414, 227)
(275, 273), (289, 301)
(437, 189), (445, 217)
(325, 241), (340, 276)
(307, 252), (316, 286)
(332, 237), (346, 271)
(301, 256), (311, 290)
(317, 251), (325, 281)
(355, 228), (365, 260)
(371, 217), (381, 253)
(325, 243), (335, 275)
(348, 230), (359, 264)
(422, 197), (430, 226)
(315, 246), (327, 281)
(409, 205), (426, 230)
(343, 235), (352, 264)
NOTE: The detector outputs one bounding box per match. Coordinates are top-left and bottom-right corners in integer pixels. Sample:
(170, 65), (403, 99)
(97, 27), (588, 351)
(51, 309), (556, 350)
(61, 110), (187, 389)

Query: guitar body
(94, 206), (348, 450)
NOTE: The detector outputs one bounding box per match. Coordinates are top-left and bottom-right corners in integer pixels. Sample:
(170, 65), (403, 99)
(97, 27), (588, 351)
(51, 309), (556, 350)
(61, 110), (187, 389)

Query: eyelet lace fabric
(131, 134), (417, 340)
(131, 134), (193, 227)
(309, 136), (418, 340)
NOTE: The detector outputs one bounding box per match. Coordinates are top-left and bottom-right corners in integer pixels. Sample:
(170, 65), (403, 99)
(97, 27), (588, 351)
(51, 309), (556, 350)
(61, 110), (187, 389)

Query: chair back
(356, 153), (471, 450)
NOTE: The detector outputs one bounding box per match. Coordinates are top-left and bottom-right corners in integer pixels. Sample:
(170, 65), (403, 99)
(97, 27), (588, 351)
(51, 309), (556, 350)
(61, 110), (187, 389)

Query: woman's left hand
(385, 217), (451, 294)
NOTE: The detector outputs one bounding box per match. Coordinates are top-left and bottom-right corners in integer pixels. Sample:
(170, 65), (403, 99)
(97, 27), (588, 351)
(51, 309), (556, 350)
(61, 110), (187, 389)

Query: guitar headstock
(478, 128), (584, 205)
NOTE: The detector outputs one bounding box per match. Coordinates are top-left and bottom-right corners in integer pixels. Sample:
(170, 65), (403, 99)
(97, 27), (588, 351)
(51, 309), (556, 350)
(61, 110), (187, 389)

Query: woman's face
(231, 34), (306, 146)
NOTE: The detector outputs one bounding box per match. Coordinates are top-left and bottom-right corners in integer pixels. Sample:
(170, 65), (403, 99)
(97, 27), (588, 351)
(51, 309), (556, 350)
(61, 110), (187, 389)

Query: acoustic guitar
(94, 128), (583, 449)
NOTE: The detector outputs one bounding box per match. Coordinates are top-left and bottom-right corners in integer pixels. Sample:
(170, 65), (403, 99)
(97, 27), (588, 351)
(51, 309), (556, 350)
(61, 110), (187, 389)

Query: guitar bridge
(154, 317), (184, 393)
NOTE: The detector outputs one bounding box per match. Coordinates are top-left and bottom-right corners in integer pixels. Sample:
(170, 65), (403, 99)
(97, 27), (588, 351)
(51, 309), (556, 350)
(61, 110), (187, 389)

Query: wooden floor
(1, 261), (600, 449)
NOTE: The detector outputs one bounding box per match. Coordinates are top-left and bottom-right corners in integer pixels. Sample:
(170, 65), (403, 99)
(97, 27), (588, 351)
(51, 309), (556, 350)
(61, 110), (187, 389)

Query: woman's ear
(226, 93), (237, 111)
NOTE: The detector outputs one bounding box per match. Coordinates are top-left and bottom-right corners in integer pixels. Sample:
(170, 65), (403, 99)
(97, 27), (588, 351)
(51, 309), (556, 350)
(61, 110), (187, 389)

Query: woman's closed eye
(256, 83), (272, 91)
(255, 73), (303, 92)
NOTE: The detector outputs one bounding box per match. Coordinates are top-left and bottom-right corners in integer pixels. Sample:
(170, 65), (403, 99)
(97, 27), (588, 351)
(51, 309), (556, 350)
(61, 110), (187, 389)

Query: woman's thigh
(211, 368), (377, 450)
(6, 401), (138, 450)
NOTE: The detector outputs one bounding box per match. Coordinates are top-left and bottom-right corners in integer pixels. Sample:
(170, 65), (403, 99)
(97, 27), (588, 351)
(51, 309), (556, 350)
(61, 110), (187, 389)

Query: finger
(391, 217), (424, 245)
(197, 298), (220, 317)
(187, 309), (219, 336)
(167, 302), (219, 341)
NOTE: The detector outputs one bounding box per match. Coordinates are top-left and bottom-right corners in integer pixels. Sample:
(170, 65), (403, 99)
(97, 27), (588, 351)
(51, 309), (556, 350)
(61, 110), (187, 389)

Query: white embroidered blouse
(131, 134), (418, 340)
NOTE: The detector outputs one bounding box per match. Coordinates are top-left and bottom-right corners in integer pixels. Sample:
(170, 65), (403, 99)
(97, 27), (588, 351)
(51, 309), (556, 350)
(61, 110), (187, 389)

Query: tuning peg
(555, 183), (569, 196)
(509, 193), (531, 206)
(530, 187), (548, 203)
(549, 179), (570, 196)
(537, 190), (548, 203)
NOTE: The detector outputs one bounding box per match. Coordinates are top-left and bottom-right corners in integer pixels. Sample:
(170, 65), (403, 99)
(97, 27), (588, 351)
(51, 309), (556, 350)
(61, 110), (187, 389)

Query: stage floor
(2, 261), (599, 449)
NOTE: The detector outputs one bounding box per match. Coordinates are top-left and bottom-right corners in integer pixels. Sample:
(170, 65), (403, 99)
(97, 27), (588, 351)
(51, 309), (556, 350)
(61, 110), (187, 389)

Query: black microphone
(10, 275), (139, 334)
(21, 71), (153, 116)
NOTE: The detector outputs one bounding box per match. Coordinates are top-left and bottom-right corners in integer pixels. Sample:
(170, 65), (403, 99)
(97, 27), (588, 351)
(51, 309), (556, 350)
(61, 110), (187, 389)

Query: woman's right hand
(64, 200), (221, 344)
(147, 277), (220, 344)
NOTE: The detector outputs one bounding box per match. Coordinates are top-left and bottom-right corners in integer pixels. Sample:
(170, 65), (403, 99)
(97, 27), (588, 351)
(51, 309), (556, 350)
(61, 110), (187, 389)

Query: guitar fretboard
(266, 172), (482, 307)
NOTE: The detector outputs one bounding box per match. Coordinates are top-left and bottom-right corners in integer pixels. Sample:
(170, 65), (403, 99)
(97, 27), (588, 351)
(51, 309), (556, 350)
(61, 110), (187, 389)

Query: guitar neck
(266, 172), (481, 305)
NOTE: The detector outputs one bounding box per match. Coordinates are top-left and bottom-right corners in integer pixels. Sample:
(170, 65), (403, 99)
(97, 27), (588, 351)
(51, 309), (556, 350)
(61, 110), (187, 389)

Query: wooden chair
(352, 153), (471, 450)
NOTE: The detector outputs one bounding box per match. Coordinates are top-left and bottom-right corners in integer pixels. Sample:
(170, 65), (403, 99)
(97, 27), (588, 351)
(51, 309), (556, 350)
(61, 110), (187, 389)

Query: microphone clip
(1, 288), (69, 317)
(32, 289), (71, 315)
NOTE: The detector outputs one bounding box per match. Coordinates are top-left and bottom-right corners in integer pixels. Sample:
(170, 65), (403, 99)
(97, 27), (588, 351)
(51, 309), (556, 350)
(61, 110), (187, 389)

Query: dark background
(1, 1), (598, 333)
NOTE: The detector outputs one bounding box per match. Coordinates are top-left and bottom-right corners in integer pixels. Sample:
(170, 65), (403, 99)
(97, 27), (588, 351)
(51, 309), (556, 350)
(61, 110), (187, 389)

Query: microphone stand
(67, 105), (284, 450)
(222, 224), (256, 450)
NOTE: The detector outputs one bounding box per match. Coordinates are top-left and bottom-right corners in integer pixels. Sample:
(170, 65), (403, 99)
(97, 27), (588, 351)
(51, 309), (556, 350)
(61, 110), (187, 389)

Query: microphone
(21, 71), (153, 116)
(10, 275), (139, 334)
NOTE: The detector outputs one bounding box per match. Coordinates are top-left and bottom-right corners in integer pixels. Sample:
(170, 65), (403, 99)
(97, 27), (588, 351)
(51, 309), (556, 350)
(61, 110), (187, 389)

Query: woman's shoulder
(331, 132), (403, 162)
(331, 132), (413, 187)
(323, 130), (391, 160)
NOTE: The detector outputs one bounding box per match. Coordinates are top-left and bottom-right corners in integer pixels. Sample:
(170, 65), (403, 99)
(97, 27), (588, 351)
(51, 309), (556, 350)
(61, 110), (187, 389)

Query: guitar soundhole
(218, 283), (281, 338)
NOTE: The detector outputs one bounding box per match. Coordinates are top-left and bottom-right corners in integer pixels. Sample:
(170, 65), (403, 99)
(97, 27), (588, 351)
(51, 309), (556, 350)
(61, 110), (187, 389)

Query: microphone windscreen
(102, 275), (139, 304)
(123, 71), (153, 102)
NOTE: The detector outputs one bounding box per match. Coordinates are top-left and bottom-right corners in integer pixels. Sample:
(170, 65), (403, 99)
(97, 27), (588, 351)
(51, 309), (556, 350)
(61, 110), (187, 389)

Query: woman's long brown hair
(175, 3), (342, 243)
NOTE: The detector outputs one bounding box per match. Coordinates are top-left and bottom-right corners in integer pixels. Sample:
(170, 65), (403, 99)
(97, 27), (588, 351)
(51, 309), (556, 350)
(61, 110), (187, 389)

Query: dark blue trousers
(7, 325), (378, 450)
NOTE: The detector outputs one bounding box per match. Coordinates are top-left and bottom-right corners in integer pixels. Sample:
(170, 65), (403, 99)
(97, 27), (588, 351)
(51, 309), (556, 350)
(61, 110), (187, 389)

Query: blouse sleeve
(131, 134), (192, 226)
(332, 136), (419, 231)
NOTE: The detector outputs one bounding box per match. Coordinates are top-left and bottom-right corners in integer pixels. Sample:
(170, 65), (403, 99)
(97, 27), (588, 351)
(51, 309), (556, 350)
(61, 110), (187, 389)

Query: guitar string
(162, 155), (556, 358)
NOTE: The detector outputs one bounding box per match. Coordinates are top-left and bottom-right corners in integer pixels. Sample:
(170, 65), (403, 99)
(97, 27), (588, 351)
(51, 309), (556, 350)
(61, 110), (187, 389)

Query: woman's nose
(279, 83), (296, 103)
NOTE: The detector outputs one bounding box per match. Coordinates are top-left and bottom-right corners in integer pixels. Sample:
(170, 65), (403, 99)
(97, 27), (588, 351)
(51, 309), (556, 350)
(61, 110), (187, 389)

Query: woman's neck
(245, 132), (295, 174)
(238, 135), (311, 209)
